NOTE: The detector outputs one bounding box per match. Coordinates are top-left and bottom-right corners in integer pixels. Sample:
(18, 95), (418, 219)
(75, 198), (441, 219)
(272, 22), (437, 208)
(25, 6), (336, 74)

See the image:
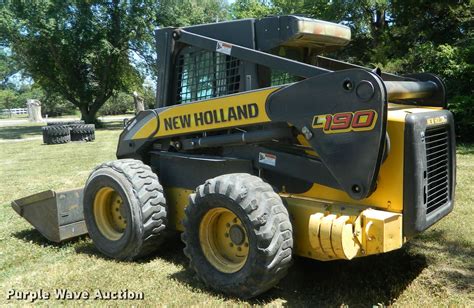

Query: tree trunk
(372, 8), (387, 47)
(79, 106), (99, 124)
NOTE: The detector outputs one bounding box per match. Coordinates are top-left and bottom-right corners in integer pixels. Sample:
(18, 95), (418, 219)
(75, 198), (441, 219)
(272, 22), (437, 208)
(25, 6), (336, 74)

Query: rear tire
(182, 173), (293, 298)
(83, 159), (167, 260)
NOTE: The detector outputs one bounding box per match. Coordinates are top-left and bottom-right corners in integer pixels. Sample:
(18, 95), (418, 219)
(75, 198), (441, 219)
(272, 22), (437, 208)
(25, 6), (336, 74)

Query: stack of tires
(42, 120), (95, 145)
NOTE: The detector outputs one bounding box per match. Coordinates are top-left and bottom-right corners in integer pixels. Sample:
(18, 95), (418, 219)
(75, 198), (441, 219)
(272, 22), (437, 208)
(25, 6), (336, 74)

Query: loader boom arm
(117, 28), (446, 200)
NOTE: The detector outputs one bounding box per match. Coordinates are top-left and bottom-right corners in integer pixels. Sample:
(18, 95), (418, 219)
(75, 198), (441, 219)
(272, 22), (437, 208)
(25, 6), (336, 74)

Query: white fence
(1, 108), (28, 115)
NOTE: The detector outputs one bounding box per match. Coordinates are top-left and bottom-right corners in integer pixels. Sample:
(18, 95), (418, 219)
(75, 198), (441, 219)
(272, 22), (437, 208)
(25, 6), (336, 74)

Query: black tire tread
(71, 133), (95, 142)
(88, 159), (167, 260)
(43, 134), (71, 144)
(42, 125), (70, 136)
(70, 124), (95, 134)
(182, 173), (293, 298)
(42, 125), (70, 144)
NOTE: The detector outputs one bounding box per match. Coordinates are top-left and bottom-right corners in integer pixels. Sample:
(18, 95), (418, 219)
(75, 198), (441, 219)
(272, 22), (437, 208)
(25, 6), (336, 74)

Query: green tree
(1, 0), (229, 122)
(0, 48), (18, 89)
(0, 0), (147, 123)
(99, 91), (133, 116)
(157, 0), (228, 26)
(238, 0), (473, 140)
(14, 85), (77, 117)
(230, 0), (274, 19)
(133, 0), (229, 86)
(0, 88), (16, 116)
(142, 84), (156, 109)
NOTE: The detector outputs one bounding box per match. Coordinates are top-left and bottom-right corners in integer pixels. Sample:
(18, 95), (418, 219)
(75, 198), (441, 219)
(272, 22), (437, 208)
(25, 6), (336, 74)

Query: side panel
(298, 107), (406, 212)
(151, 153), (253, 231)
(150, 152), (253, 190)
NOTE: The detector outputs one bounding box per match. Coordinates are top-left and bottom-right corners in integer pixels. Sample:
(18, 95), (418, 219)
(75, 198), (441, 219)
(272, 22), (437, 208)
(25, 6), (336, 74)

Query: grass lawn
(0, 123), (472, 306)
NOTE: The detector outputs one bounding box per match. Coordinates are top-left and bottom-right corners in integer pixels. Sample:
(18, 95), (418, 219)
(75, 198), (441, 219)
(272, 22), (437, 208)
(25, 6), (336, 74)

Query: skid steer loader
(13, 16), (456, 298)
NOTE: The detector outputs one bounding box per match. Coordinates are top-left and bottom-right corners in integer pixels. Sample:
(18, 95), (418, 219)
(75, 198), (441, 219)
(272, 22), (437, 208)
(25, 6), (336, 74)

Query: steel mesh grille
(425, 126), (450, 214)
(175, 47), (240, 104)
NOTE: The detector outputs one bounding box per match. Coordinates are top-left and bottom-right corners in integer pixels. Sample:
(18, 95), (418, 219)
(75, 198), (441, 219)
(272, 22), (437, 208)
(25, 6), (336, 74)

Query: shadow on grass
(12, 228), (88, 247)
(409, 229), (474, 294)
(73, 231), (188, 265)
(0, 125), (42, 140)
(167, 228), (473, 306)
(169, 247), (427, 306)
(457, 143), (474, 155)
(15, 226), (470, 305)
(411, 229), (473, 259)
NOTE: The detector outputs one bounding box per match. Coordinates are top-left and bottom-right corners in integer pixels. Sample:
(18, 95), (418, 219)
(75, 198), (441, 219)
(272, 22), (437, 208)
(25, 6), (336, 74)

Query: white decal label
(127, 119), (137, 131)
(259, 152), (276, 167)
(216, 41), (232, 55)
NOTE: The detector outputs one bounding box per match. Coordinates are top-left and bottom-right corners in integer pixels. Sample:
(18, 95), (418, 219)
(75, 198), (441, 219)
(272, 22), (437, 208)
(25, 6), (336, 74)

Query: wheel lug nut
(237, 247), (242, 251)
(244, 243), (249, 247)
(226, 223), (230, 228)
(233, 218), (238, 223)
(229, 243), (234, 247)
(224, 233), (229, 238)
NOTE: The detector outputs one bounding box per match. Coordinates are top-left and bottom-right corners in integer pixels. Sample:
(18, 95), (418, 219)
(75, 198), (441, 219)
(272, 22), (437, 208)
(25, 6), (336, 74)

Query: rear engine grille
(425, 126), (450, 214)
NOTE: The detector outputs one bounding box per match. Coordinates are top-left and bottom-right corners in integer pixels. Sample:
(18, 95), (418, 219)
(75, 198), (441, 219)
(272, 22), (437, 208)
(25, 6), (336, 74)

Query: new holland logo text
(163, 103), (259, 131)
(312, 110), (378, 134)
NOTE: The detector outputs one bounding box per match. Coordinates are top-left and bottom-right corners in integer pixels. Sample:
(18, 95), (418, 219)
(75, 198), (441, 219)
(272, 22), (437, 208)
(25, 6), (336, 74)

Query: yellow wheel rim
(199, 207), (249, 273)
(93, 187), (127, 241)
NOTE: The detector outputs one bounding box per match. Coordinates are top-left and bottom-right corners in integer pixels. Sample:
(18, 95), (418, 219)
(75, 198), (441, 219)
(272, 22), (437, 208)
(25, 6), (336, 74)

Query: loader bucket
(11, 188), (88, 243)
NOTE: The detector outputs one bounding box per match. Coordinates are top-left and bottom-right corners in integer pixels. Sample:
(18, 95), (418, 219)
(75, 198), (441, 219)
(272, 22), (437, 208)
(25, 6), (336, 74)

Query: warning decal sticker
(216, 41), (232, 55)
(259, 152), (276, 167)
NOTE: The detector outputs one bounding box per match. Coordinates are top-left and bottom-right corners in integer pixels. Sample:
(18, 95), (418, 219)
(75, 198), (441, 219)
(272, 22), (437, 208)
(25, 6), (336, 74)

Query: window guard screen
(175, 47), (241, 104)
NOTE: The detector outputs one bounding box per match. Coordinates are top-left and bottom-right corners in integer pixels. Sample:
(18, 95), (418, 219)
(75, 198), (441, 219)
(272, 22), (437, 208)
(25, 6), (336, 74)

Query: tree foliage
(0, 88), (16, 110)
(0, 49), (18, 88)
(0, 0), (154, 123)
(0, 0), (230, 123)
(230, 0), (274, 19)
(231, 0), (474, 141)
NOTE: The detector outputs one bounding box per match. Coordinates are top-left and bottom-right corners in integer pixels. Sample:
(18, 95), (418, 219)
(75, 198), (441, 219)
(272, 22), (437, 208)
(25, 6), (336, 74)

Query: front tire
(182, 173), (293, 298)
(83, 159), (167, 260)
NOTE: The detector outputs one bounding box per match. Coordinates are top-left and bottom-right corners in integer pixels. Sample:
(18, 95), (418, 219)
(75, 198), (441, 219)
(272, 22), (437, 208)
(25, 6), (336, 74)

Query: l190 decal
(312, 110), (378, 134)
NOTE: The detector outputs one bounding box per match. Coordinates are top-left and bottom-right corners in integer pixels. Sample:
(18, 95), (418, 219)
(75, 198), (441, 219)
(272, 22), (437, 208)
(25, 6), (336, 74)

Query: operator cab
(155, 15), (351, 107)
